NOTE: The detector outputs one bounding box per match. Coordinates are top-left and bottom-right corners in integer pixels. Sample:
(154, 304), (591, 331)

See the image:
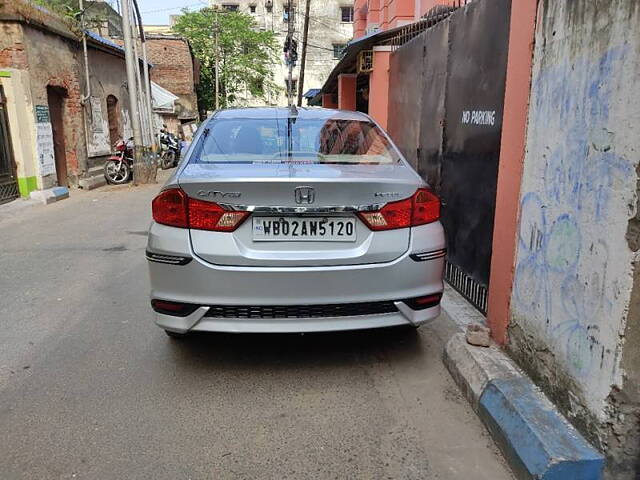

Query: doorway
(47, 86), (68, 187)
(106, 95), (120, 148)
(0, 86), (18, 204)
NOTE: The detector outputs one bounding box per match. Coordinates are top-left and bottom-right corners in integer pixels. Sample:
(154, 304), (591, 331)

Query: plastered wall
(509, 1), (640, 476)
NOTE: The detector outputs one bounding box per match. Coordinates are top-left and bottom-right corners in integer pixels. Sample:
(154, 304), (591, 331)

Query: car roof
(212, 107), (372, 122)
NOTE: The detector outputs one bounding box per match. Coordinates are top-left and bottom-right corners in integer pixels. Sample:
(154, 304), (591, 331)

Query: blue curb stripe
(52, 186), (69, 200)
(478, 378), (604, 480)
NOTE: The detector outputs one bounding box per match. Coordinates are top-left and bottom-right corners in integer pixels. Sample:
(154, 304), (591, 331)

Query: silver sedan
(146, 107), (445, 336)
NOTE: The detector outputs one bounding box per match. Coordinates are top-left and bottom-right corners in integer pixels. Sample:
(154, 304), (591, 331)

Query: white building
(208, 0), (354, 106)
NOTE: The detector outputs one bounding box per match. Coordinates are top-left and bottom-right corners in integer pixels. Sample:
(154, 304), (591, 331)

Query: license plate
(252, 217), (357, 242)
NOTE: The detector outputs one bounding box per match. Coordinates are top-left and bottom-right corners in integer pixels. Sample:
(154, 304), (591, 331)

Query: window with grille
(222, 3), (238, 11)
(249, 4), (256, 12)
(357, 50), (373, 73)
(341, 6), (354, 22)
(332, 43), (346, 59)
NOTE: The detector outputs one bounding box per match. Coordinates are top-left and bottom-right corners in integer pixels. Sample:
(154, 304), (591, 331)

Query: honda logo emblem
(294, 186), (315, 204)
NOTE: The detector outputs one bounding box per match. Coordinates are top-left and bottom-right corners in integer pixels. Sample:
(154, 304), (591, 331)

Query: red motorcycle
(104, 138), (133, 184)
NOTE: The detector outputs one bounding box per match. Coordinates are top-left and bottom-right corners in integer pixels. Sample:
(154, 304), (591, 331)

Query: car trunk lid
(180, 162), (421, 267)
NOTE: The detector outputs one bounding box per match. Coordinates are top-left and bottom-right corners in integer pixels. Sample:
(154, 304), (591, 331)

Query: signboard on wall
(90, 97), (104, 133)
(36, 122), (55, 176)
(87, 96), (110, 156)
(35, 105), (50, 123)
(34, 105), (55, 177)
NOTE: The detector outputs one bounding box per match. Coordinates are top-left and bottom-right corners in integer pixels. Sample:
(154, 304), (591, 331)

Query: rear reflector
(152, 188), (249, 232)
(358, 188), (440, 231)
(145, 250), (192, 265)
(151, 299), (199, 317)
(403, 293), (442, 310)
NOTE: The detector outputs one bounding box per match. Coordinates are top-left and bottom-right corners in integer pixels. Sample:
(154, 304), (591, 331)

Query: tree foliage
(172, 8), (278, 113)
(30, 0), (106, 33)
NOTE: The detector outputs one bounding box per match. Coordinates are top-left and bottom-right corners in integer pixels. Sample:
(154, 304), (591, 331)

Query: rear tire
(164, 329), (188, 339)
(161, 151), (176, 170)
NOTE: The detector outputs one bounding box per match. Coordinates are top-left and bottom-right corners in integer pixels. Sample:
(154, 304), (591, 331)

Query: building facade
(0, 1), (134, 202)
(144, 34), (199, 124)
(208, 0), (353, 106)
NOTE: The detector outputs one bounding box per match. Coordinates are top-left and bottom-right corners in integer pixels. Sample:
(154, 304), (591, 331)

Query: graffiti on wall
(513, 45), (634, 381)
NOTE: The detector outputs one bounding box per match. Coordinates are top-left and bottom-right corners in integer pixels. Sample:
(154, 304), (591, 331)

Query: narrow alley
(0, 173), (512, 479)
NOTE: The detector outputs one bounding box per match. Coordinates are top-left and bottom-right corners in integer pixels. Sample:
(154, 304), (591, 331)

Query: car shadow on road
(163, 327), (425, 372)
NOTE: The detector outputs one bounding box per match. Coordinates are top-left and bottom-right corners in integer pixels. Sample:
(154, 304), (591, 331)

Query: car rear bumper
(154, 305), (440, 333)
(147, 222), (445, 333)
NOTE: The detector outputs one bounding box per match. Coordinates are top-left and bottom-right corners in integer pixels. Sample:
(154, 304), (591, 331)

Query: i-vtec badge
(197, 190), (242, 198)
(374, 192), (401, 198)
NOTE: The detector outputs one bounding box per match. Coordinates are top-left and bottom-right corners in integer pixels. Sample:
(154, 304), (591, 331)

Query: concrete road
(0, 172), (513, 480)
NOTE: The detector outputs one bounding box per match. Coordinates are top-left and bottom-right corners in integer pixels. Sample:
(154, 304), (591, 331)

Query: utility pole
(286, 0), (294, 108)
(121, 0), (154, 184)
(120, 0), (143, 155)
(131, 25), (149, 144)
(133, 0), (156, 151)
(213, 7), (220, 111)
(297, 0), (310, 107)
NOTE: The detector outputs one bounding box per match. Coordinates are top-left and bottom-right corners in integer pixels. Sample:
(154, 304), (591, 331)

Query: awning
(302, 88), (321, 99)
(151, 82), (179, 113)
(319, 19), (442, 95)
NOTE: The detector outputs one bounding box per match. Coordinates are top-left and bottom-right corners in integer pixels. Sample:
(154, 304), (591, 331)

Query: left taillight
(358, 188), (440, 231)
(152, 188), (188, 228)
(152, 188), (249, 232)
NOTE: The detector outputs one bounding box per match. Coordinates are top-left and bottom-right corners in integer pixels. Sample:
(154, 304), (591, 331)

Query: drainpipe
(78, 0), (91, 180)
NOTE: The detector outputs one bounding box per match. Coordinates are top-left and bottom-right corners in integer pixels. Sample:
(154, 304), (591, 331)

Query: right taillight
(152, 188), (249, 232)
(411, 188), (440, 226)
(358, 188), (440, 231)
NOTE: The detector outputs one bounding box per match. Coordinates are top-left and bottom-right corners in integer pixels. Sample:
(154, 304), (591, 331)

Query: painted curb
(52, 186), (69, 200)
(443, 332), (605, 479)
(29, 187), (69, 205)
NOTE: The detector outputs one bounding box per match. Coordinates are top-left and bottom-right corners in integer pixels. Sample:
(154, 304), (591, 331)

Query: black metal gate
(387, 0), (511, 313)
(439, 0), (511, 313)
(0, 86), (18, 204)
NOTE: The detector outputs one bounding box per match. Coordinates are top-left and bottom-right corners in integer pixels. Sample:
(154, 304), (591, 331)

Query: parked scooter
(159, 127), (181, 170)
(104, 138), (134, 184)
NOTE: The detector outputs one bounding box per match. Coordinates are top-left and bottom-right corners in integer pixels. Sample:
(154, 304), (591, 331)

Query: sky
(106, 0), (209, 25)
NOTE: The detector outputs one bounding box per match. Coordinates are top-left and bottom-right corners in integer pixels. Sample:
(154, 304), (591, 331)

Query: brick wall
(145, 36), (198, 119)
(0, 24), (28, 70)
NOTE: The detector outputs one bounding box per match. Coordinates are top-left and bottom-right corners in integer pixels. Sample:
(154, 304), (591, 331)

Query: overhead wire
(141, 1), (208, 15)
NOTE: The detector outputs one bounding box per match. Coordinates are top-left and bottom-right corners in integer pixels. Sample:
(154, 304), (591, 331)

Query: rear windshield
(189, 116), (400, 165)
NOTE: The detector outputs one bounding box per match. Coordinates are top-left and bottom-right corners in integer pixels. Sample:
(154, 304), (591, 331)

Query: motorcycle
(104, 138), (134, 184)
(159, 128), (181, 170)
